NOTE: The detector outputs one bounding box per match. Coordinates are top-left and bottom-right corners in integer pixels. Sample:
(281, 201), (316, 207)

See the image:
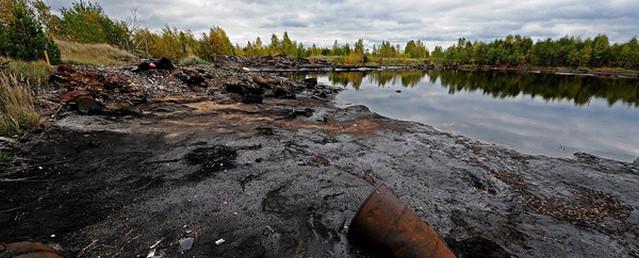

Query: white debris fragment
(215, 239), (225, 246)
(149, 239), (162, 249)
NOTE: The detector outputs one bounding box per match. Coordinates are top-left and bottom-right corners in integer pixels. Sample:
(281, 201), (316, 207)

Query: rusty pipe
(349, 184), (456, 258)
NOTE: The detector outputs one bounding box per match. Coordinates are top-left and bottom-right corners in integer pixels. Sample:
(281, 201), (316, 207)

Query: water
(314, 70), (639, 161)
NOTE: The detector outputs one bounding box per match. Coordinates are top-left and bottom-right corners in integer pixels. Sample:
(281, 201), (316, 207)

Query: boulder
(74, 95), (102, 115)
(225, 83), (264, 104)
(177, 69), (207, 87)
(303, 77), (317, 87)
(272, 82), (296, 99)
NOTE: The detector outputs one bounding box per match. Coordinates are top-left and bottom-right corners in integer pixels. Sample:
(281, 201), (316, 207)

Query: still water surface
(314, 71), (639, 161)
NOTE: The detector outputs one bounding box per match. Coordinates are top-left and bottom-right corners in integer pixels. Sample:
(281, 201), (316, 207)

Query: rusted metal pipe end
(350, 184), (456, 258)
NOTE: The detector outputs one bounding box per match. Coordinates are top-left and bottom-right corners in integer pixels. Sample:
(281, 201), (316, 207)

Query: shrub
(0, 72), (40, 136)
(57, 1), (129, 48)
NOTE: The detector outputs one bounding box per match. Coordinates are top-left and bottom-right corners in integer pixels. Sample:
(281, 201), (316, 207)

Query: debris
(134, 58), (175, 72)
(215, 239), (225, 246)
(149, 239), (162, 249)
(146, 248), (161, 258)
(349, 184), (456, 258)
(178, 237), (194, 251)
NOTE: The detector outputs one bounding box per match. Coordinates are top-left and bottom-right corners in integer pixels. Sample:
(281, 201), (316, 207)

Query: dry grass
(0, 73), (40, 136)
(0, 57), (53, 88)
(56, 39), (135, 65)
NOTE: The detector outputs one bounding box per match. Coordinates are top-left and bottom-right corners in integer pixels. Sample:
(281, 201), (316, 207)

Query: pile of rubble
(45, 58), (333, 118)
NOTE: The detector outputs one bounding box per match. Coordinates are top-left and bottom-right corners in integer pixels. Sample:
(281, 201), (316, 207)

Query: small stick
(78, 239), (98, 257)
(44, 50), (51, 66)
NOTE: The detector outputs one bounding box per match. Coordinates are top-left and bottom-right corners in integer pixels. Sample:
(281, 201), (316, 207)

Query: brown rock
(60, 90), (92, 103)
(74, 95), (102, 115)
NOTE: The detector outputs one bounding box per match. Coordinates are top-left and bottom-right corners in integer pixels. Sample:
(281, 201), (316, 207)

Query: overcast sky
(48, 0), (639, 49)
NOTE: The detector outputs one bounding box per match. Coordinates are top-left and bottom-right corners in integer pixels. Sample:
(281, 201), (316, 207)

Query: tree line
(1, 0), (638, 69)
(432, 35), (639, 68)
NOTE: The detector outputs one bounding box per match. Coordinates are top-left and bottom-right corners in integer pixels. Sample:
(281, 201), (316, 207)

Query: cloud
(47, 0), (639, 48)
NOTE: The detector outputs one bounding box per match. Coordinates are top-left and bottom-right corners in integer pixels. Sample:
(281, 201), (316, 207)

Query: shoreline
(1, 57), (638, 257)
(239, 56), (639, 79)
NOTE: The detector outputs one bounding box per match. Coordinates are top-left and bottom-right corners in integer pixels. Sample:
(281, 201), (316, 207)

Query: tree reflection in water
(323, 70), (639, 107)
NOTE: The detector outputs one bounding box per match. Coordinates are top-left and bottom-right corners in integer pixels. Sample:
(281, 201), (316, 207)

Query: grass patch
(177, 55), (209, 66)
(56, 39), (135, 65)
(0, 57), (53, 88)
(0, 73), (40, 136)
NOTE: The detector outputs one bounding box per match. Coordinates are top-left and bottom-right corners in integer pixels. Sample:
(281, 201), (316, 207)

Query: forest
(1, 0), (638, 68)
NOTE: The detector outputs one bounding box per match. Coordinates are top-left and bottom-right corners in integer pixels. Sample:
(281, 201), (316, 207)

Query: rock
(303, 77), (317, 87)
(225, 82), (264, 104)
(252, 75), (270, 86)
(74, 95), (102, 115)
(289, 108), (314, 118)
(178, 237), (194, 251)
(272, 82), (296, 99)
(60, 90), (92, 103)
(176, 69), (207, 87)
(104, 73), (132, 91)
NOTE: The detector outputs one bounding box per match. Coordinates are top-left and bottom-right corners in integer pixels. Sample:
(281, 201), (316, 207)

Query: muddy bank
(1, 58), (638, 257)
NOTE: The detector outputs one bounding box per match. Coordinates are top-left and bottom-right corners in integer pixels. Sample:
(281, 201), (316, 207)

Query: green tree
(0, 1), (60, 64)
(57, 1), (129, 48)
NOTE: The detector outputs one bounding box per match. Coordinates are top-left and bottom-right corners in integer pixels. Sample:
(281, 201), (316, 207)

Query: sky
(48, 0), (639, 49)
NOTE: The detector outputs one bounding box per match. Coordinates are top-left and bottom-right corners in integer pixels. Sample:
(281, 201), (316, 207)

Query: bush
(0, 1), (60, 64)
(0, 72), (40, 136)
(56, 39), (135, 65)
(57, 1), (129, 48)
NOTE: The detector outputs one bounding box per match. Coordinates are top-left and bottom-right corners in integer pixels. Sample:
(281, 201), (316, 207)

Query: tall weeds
(0, 73), (39, 136)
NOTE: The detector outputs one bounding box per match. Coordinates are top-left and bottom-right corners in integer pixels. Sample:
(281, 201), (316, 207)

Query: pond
(313, 70), (639, 162)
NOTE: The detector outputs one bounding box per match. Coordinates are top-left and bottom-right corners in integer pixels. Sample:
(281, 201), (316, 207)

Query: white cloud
(47, 0), (639, 48)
